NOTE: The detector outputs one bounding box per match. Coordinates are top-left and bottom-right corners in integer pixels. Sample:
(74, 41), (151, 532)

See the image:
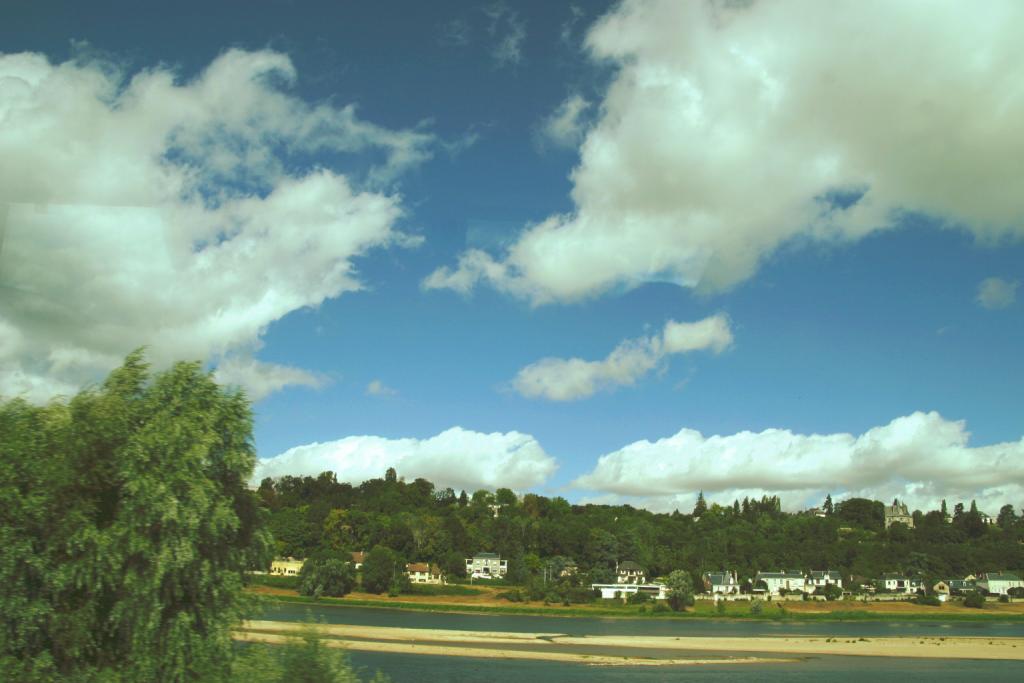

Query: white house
(406, 562), (444, 585)
(616, 561), (646, 584)
(702, 571), (740, 595)
(882, 573), (923, 594)
(755, 570), (806, 595)
(808, 570), (843, 593)
(593, 583), (668, 600)
(466, 552), (508, 579)
(977, 572), (1023, 595)
(350, 551), (366, 570)
(269, 557), (304, 576)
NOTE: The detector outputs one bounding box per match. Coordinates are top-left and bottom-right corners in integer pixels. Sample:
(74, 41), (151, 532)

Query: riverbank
(234, 619), (1024, 665)
(248, 586), (1024, 622)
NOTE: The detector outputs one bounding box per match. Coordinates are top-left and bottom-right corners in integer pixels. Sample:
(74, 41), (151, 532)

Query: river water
(260, 603), (1024, 682)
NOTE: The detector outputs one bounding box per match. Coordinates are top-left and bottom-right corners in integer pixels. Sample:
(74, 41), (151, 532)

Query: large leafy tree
(664, 570), (695, 612)
(0, 351), (272, 681)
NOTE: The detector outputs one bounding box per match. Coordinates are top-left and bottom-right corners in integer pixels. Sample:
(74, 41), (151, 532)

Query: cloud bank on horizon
(425, 0), (1024, 304)
(254, 426), (557, 493)
(0, 48), (431, 402)
(256, 412), (1023, 516)
(573, 411), (1024, 516)
(512, 314), (733, 401)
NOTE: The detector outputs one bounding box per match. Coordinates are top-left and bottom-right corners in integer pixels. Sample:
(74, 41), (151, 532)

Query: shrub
(497, 589), (524, 602)
(299, 557), (355, 599)
(715, 599), (727, 614)
(653, 601), (671, 613)
(999, 595), (1009, 603)
(750, 599), (764, 615)
(627, 591), (652, 605)
(915, 594), (941, 607)
(964, 592), (985, 608)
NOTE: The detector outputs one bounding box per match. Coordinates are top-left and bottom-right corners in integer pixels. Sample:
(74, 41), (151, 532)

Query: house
(884, 499), (914, 529)
(702, 571), (740, 595)
(466, 552), (508, 579)
(755, 570), (806, 595)
(616, 561), (646, 584)
(270, 557), (304, 576)
(977, 572), (1023, 596)
(808, 570), (843, 593)
(881, 573), (923, 594)
(406, 562), (444, 585)
(934, 578), (977, 596)
(350, 551), (366, 570)
(592, 582), (668, 600)
(978, 511), (996, 526)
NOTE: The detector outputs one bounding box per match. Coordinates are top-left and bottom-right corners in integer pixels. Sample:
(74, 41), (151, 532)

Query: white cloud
(573, 412), (1024, 515)
(427, 0), (1024, 304)
(977, 277), (1018, 309)
(214, 357), (326, 402)
(365, 379), (398, 396)
(484, 3), (526, 67)
(512, 314), (732, 401)
(254, 426), (557, 491)
(0, 49), (432, 401)
(539, 94), (590, 148)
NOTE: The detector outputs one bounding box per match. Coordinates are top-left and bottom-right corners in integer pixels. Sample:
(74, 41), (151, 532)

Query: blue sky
(1, 1), (1021, 512)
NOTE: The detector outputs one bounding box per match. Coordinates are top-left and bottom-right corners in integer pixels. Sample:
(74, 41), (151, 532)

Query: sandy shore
(234, 620), (1024, 666)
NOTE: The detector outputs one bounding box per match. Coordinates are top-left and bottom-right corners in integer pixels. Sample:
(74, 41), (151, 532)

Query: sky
(1, 0), (1022, 515)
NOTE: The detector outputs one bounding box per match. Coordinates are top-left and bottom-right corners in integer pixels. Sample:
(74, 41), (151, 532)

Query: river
(260, 602), (1024, 682)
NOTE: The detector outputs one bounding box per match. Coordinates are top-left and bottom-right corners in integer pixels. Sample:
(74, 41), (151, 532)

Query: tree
(940, 499), (948, 519)
(693, 491), (708, 517)
(997, 504), (1017, 529)
(299, 556), (355, 598)
(384, 467), (397, 483)
(664, 570), (695, 611)
(0, 351), (272, 681)
(458, 490), (469, 507)
(823, 494), (834, 516)
(361, 546), (400, 594)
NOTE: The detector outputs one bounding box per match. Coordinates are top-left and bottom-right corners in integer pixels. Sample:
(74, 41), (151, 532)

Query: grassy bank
(257, 592), (1024, 622)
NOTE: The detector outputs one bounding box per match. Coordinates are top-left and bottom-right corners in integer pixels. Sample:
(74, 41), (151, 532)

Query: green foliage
(256, 469), (1024, 608)
(819, 584), (843, 601)
(715, 599), (727, 614)
(402, 583), (481, 596)
(665, 570), (695, 612)
(915, 594), (942, 606)
(361, 546), (400, 594)
(749, 599), (764, 615)
(0, 351), (273, 682)
(964, 592), (985, 608)
(249, 574), (302, 590)
(627, 591), (651, 604)
(299, 557), (355, 598)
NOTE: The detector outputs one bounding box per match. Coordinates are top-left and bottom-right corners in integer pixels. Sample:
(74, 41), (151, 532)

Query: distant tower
(884, 498), (914, 529)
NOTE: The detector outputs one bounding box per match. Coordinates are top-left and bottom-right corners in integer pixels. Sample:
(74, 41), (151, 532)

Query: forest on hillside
(259, 470), (1024, 587)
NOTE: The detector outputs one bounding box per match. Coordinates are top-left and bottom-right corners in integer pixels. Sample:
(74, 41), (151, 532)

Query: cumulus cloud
(365, 379), (398, 396)
(254, 426), (557, 491)
(427, 0), (1024, 304)
(573, 412), (1024, 515)
(0, 49), (432, 401)
(539, 94), (590, 148)
(484, 3), (526, 67)
(512, 314), (732, 401)
(976, 277), (1018, 309)
(214, 357), (326, 402)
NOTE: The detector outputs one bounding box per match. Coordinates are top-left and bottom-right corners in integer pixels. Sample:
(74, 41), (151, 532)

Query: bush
(402, 583), (482, 596)
(750, 599), (764, 615)
(497, 589), (524, 602)
(652, 602), (671, 613)
(999, 594), (1010, 603)
(627, 591), (652, 604)
(250, 574), (301, 590)
(964, 592), (985, 608)
(915, 594), (941, 607)
(1008, 586), (1024, 598)
(233, 624), (391, 682)
(715, 599), (727, 614)
(299, 557), (355, 599)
